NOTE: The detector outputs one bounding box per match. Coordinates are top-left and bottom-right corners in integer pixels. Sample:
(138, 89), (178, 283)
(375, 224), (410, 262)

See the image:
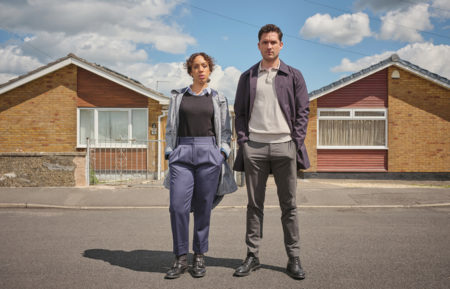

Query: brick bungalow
(304, 54), (450, 178)
(0, 54), (169, 186)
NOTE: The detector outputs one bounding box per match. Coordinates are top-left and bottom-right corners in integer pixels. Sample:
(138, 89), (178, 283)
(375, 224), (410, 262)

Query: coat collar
(248, 59), (288, 77)
(171, 86), (217, 97)
(171, 87), (189, 95)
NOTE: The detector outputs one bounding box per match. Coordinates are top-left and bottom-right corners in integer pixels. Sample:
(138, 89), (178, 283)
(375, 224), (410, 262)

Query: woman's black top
(177, 90), (215, 137)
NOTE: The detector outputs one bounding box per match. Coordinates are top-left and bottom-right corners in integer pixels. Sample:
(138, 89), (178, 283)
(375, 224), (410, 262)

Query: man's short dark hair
(258, 24), (283, 41)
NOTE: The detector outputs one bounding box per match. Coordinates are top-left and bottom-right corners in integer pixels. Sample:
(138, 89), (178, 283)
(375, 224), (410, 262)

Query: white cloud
(0, 73), (17, 84)
(115, 61), (241, 102)
(378, 4), (433, 42)
(22, 32), (148, 68)
(0, 45), (42, 80)
(0, 0), (196, 63)
(0, 0), (179, 34)
(354, 0), (428, 12)
(117, 61), (190, 93)
(0, 0), (200, 88)
(209, 66), (242, 103)
(300, 12), (371, 46)
(356, 0), (449, 20)
(431, 0), (450, 19)
(331, 42), (450, 79)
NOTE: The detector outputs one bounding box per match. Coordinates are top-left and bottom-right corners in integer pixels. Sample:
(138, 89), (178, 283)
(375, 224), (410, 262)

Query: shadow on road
(83, 249), (286, 274)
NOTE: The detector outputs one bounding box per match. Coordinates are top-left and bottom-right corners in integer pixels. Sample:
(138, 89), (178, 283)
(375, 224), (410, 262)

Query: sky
(0, 0), (449, 103)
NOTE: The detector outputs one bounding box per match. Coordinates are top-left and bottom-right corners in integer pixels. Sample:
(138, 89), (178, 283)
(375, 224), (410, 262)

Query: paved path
(0, 178), (449, 209)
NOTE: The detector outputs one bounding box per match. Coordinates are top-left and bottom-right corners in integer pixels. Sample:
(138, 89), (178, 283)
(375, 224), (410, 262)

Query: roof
(309, 54), (450, 100)
(0, 53), (170, 104)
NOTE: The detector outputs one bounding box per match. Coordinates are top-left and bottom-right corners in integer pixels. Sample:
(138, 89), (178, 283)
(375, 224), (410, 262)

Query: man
(233, 24), (310, 280)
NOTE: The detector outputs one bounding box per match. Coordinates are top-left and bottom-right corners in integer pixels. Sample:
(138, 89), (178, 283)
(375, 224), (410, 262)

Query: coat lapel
(249, 63), (259, 116)
(274, 60), (292, 129)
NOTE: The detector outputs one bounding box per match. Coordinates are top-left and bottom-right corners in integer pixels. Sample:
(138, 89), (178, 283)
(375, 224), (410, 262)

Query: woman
(163, 52), (237, 279)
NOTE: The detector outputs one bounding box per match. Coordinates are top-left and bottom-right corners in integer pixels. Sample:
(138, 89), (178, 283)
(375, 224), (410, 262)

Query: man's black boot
(165, 254), (188, 279)
(286, 256), (306, 280)
(233, 253), (261, 277)
(191, 253), (206, 278)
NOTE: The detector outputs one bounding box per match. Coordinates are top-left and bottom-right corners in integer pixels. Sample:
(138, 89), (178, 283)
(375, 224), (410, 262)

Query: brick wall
(0, 65), (78, 152)
(77, 68), (148, 107)
(147, 100), (166, 172)
(388, 66), (450, 172)
(317, 69), (387, 108)
(0, 153), (86, 187)
(304, 99), (317, 172)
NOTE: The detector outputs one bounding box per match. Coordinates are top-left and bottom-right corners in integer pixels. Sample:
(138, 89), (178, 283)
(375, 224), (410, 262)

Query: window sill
(317, 146), (388, 150)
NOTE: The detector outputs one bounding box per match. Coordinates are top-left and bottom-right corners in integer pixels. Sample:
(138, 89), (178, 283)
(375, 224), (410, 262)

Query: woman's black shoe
(191, 254), (206, 278)
(165, 255), (188, 279)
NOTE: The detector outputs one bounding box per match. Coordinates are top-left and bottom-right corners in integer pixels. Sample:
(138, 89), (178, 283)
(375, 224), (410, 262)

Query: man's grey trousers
(242, 140), (300, 258)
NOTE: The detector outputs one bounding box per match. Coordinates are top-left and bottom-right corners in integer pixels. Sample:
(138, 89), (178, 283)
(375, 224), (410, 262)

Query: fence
(85, 138), (243, 186)
(86, 139), (165, 185)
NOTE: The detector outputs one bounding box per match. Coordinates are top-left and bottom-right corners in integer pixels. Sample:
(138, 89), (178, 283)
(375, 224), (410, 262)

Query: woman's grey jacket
(163, 87), (238, 206)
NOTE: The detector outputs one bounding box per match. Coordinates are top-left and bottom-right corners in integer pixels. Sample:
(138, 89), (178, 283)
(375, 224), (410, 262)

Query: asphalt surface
(1, 207), (449, 289)
(0, 178), (449, 289)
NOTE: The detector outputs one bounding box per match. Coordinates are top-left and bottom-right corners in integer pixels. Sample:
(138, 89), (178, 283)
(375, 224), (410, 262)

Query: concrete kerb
(0, 203), (168, 210)
(1, 203), (449, 210)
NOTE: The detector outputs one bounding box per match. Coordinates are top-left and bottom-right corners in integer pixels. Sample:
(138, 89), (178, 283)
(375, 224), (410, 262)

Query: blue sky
(0, 0), (449, 103)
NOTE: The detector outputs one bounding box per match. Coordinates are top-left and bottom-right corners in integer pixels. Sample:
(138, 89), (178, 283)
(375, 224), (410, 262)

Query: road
(1, 206), (449, 289)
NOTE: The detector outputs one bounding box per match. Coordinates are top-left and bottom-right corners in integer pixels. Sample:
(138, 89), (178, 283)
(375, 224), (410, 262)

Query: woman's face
(190, 55), (211, 85)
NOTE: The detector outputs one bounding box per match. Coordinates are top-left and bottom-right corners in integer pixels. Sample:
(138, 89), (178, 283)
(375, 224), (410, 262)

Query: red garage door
(317, 150), (387, 172)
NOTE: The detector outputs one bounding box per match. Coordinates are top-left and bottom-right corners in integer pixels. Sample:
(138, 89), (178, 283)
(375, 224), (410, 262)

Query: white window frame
(77, 108), (148, 148)
(317, 108), (388, 149)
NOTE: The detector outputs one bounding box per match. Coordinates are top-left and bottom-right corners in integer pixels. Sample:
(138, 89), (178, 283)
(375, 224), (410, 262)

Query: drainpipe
(157, 110), (168, 180)
(86, 138), (90, 186)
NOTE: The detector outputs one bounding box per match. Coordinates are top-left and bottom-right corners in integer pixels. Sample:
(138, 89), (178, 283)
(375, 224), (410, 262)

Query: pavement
(0, 177), (449, 209)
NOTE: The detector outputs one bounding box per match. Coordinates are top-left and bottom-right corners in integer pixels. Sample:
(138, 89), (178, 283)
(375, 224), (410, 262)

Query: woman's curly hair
(184, 52), (215, 77)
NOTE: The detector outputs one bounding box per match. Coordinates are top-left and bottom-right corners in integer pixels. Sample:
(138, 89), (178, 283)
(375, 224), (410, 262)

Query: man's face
(258, 32), (283, 62)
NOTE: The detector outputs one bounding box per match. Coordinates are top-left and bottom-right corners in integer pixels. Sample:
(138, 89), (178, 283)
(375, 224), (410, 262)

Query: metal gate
(85, 138), (243, 186)
(86, 139), (165, 185)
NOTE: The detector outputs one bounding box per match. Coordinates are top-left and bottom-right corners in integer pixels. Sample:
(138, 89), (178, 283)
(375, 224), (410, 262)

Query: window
(77, 108), (148, 147)
(318, 108), (387, 149)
